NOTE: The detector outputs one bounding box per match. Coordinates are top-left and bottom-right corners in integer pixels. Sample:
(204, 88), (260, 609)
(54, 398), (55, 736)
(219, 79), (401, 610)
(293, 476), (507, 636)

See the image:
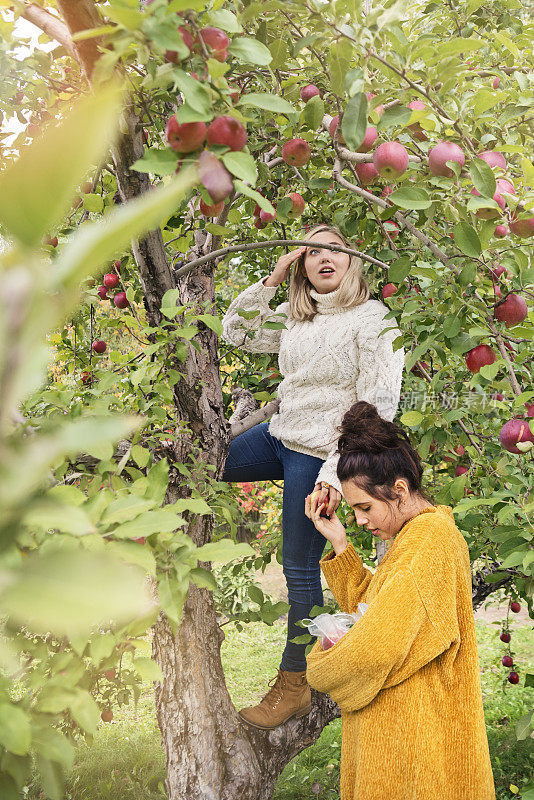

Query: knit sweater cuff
(320, 542), (368, 582)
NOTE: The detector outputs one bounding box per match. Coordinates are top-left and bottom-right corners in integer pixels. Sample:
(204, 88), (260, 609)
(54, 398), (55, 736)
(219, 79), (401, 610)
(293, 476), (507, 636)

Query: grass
(25, 620), (534, 800)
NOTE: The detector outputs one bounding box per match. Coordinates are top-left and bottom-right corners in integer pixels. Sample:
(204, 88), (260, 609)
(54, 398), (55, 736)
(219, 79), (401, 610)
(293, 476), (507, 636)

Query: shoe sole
(238, 705), (312, 731)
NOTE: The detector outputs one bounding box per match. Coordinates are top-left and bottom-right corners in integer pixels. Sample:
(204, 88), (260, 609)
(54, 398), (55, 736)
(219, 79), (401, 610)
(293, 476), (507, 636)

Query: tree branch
(174, 239), (390, 279)
(20, 2), (76, 57)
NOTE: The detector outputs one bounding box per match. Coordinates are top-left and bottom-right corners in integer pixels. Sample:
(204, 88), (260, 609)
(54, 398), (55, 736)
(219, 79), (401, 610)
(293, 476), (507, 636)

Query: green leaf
(341, 93), (368, 151)
(68, 690), (100, 735)
(90, 633), (116, 663)
(35, 756), (65, 800)
(400, 411), (423, 427)
(303, 94), (325, 130)
(172, 497), (212, 515)
(102, 496), (156, 525)
(110, 510), (184, 539)
(0, 704), (31, 756)
(389, 187), (431, 210)
(0, 550), (151, 638)
(189, 566), (218, 590)
(515, 710), (534, 740)
(238, 93), (297, 116)
(388, 256), (411, 282)
(377, 104), (412, 132)
(172, 70), (212, 116)
(0, 84), (123, 248)
(453, 223), (481, 257)
(469, 158), (496, 199)
(0, 773), (19, 800)
(23, 500), (96, 536)
(52, 165), (199, 296)
(131, 445), (150, 468)
(196, 313), (223, 336)
(248, 585), (264, 605)
(142, 17), (190, 56)
(131, 148), (180, 177)
(233, 181), (276, 214)
(443, 313), (463, 339)
(83, 193), (104, 213)
(221, 151), (258, 184)
(207, 8), (242, 33)
(228, 38), (273, 66)
(195, 540), (254, 563)
(133, 657), (163, 682)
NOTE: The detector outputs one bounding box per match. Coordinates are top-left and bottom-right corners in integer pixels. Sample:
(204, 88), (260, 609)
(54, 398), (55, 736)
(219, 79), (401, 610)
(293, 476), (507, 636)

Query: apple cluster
(499, 602), (521, 686)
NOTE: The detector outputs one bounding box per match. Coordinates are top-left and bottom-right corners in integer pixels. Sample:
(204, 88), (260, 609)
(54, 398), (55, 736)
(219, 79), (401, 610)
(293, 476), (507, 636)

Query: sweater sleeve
(306, 532), (460, 713)
(318, 542), (374, 612)
(313, 304), (404, 493)
(354, 303), (404, 422)
(221, 277), (289, 354)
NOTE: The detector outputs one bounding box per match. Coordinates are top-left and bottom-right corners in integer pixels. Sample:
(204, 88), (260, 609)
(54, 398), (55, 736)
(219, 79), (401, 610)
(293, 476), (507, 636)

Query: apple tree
(1, 0), (533, 798)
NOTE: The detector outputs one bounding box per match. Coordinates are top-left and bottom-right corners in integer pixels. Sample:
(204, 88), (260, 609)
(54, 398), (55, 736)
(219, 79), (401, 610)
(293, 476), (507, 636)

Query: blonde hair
(288, 224), (370, 322)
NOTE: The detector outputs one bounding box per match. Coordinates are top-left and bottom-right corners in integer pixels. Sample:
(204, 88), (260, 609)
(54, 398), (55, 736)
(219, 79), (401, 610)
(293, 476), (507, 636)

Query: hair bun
(337, 401), (405, 455)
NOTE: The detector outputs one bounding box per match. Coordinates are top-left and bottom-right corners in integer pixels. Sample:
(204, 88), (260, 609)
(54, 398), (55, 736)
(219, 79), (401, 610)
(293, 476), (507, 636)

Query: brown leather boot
(238, 669), (311, 730)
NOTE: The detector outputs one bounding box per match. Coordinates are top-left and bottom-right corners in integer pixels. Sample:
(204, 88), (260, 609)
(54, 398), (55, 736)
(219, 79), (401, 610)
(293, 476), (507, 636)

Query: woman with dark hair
(304, 401), (495, 800)
(221, 224), (404, 730)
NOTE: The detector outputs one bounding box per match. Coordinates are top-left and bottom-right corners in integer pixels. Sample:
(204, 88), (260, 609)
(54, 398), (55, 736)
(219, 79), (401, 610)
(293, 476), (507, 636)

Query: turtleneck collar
(309, 282), (346, 314)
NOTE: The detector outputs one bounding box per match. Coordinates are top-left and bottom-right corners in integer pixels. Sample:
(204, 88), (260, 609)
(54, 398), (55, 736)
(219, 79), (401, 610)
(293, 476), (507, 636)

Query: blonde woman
(221, 224), (404, 730)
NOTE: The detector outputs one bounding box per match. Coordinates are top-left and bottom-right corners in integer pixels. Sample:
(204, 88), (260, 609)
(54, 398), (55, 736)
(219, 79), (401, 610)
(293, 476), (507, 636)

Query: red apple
(281, 138), (311, 166)
(199, 27), (229, 61)
(322, 633), (342, 650)
(510, 216), (534, 237)
(366, 92), (383, 117)
(254, 217), (267, 229)
(260, 208), (276, 224)
(496, 178), (515, 197)
(373, 142), (409, 179)
(507, 672), (519, 684)
(206, 115), (247, 151)
(525, 403), (534, 418)
(42, 235), (58, 247)
(103, 273), (119, 289)
(356, 126), (378, 153)
(114, 291), (129, 309)
(300, 84), (321, 102)
(465, 344), (496, 373)
(133, 537), (146, 545)
(199, 198), (225, 216)
(92, 340), (106, 354)
(455, 465), (468, 476)
(502, 655), (514, 667)
(354, 162), (379, 185)
(382, 185), (394, 198)
(81, 371), (91, 385)
(500, 632), (511, 643)
(101, 708), (114, 722)
(113, 260), (122, 273)
(178, 25), (195, 50)
(428, 141), (465, 177)
(382, 283), (397, 299)
(104, 668), (116, 680)
(165, 116), (207, 153)
(494, 224), (508, 238)
(97, 286), (108, 300)
(493, 76), (500, 90)
(286, 192), (305, 218)
(494, 285), (502, 299)
(478, 150), (506, 170)
(198, 150), (234, 202)
(489, 263), (505, 280)
(494, 294), (528, 327)
(499, 419), (534, 454)
(510, 601), (521, 613)
(329, 115), (345, 144)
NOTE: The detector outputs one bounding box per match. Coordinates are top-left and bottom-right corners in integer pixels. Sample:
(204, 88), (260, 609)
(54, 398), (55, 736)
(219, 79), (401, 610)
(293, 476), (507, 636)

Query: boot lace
(261, 669), (287, 709)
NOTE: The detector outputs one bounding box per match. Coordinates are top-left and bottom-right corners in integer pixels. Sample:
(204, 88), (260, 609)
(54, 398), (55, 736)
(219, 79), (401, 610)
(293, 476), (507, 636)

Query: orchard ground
(24, 614), (534, 800)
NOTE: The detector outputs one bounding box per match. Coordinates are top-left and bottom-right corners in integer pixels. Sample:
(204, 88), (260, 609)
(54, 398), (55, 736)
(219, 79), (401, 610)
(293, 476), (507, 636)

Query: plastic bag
(302, 604), (369, 650)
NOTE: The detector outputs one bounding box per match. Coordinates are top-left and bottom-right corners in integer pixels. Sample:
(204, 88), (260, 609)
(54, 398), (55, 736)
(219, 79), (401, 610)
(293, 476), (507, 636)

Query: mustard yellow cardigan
(306, 505), (495, 800)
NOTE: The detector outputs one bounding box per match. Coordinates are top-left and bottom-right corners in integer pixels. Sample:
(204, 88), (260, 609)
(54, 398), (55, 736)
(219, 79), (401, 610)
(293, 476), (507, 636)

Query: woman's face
(342, 481), (406, 541)
(303, 231), (351, 294)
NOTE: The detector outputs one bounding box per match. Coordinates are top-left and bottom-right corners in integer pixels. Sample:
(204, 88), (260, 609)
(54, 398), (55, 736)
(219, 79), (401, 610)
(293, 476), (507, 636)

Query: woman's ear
(394, 478), (410, 503)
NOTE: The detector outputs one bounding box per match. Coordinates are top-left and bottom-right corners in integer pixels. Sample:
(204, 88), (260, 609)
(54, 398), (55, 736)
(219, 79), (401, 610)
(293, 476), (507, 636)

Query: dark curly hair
(336, 401), (434, 508)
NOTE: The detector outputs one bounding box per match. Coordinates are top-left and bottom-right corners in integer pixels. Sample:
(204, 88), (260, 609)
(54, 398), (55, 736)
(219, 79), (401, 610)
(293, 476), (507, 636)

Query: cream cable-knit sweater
(221, 277), (405, 495)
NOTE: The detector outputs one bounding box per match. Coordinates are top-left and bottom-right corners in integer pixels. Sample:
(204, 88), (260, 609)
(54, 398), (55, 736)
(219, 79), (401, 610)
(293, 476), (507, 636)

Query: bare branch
(20, 2), (76, 57)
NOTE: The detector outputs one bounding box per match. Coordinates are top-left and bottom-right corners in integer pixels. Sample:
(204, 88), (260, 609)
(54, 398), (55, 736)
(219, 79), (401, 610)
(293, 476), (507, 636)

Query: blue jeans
(222, 422), (328, 671)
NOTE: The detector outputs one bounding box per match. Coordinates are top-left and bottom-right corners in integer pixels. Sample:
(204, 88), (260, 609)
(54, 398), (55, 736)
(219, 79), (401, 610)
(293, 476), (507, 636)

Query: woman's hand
(309, 482), (342, 518)
(305, 493), (347, 551)
(263, 246), (306, 287)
